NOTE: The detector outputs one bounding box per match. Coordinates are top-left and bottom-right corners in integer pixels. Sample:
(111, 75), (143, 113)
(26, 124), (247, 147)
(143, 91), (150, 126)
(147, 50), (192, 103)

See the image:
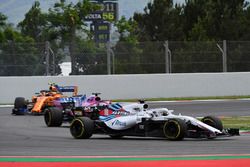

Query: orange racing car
(12, 83), (78, 115)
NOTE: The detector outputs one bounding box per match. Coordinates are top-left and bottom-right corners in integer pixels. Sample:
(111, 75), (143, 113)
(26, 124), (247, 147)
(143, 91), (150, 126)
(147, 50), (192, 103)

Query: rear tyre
(201, 116), (223, 131)
(13, 97), (27, 115)
(14, 97), (26, 108)
(44, 107), (63, 127)
(163, 119), (187, 141)
(70, 117), (94, 139)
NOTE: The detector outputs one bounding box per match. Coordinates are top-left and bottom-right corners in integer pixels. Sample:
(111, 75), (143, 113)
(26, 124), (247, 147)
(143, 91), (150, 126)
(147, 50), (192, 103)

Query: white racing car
(70, 102), (239, 140)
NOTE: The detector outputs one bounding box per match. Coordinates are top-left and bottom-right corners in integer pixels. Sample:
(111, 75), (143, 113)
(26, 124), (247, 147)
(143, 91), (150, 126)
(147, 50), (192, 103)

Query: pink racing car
(44, 93), (111, 127)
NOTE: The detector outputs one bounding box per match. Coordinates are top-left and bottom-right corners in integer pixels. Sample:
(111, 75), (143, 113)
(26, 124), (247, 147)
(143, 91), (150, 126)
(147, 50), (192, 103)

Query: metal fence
(1, 41), (250, 76)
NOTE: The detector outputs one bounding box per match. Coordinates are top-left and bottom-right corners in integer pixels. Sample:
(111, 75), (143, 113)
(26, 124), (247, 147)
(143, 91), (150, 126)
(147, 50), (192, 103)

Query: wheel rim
(164, 120), (181, 139)
(71, 119), (85, 138)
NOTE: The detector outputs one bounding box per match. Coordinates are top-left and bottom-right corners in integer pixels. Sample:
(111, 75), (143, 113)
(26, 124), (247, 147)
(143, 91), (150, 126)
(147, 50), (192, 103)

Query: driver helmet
(49, 85), (58, 92)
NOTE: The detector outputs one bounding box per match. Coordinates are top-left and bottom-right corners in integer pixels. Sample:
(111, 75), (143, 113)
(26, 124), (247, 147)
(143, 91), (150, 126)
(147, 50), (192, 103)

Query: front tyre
(201, 116), (223, 131)
(44, 107), (63, 127)
(70, 117), (94, 139)
(163, 119), (187, 141)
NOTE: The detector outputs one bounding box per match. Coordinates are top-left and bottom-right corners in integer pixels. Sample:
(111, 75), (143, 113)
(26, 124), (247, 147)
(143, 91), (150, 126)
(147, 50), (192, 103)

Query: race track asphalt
(0, 100), (250, 156)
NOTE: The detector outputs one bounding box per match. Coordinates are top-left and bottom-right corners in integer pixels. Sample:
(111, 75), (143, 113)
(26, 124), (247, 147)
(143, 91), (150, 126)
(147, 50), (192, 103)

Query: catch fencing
(1, 41), (250, 76)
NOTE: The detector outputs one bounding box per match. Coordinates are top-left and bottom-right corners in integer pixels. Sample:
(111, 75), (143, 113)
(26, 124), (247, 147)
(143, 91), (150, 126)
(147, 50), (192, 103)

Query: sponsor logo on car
(112, 120), (126, 127)
(112, 110), (129, 116)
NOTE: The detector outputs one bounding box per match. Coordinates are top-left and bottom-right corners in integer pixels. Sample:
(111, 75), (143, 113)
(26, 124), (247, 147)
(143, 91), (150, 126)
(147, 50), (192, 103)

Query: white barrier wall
(1, 72), (250, 104)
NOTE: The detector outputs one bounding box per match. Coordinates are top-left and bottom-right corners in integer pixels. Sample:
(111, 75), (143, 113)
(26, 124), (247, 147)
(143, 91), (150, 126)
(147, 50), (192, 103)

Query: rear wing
(56, 86), (78, 96)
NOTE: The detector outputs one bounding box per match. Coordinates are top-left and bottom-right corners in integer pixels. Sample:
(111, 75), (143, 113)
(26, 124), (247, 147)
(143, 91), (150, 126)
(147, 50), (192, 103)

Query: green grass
(220, 116), (250, 130)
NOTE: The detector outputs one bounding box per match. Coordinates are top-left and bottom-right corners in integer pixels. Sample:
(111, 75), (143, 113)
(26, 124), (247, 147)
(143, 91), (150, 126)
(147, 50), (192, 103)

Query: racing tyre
(201, 116), (223, 131)
(44, 107), (63, 127)
(13, 97), (27, 115)
(163, 119), (187, 141)
(70, 117), (94, 139)
(14, 97), (26, 108)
